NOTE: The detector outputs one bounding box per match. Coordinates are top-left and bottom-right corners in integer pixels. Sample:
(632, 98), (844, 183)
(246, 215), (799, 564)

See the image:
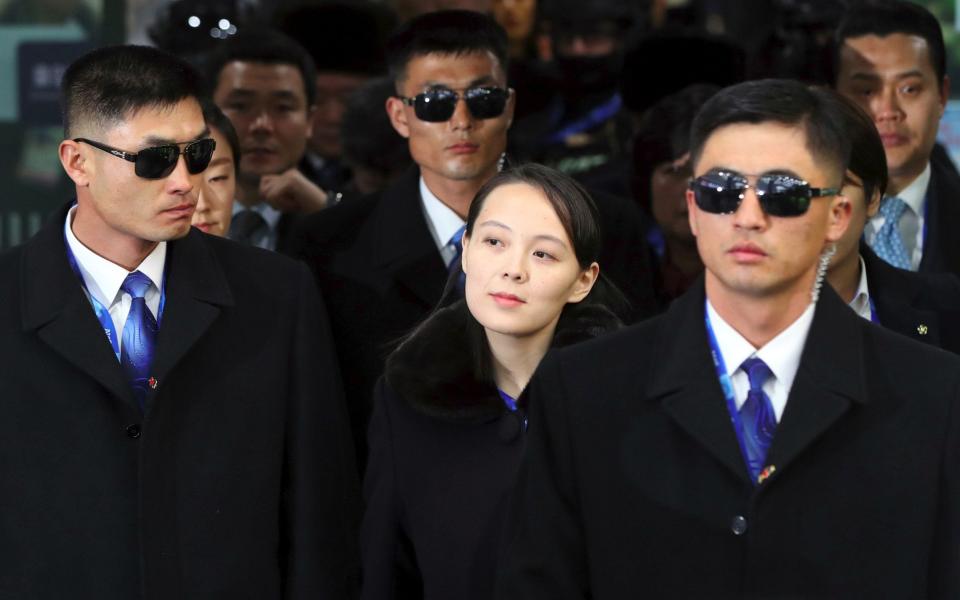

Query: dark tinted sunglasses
(396, 86), (511, 122)
(689, 169), (840, 217)
(74, 137), (216, 179)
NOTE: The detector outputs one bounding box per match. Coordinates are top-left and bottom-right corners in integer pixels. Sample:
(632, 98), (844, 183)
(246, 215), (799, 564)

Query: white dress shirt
(419, 177), (466, 268)
(231, 201), (283, 251)
(706, 300), (816, 423)
(64, 205), (166, 355)
(848, 256), (873, 321)
(864, 162), (930, 270)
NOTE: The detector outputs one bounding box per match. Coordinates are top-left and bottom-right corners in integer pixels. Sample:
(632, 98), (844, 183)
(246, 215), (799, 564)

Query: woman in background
(191, 100), (239, 237)
(361, 164), (624, 600)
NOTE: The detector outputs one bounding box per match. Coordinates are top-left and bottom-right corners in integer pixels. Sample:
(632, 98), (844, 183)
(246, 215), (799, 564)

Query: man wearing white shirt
(0, 45), (359, 599)
(834, 0), (960, 276)
(496, 80), (960, 598)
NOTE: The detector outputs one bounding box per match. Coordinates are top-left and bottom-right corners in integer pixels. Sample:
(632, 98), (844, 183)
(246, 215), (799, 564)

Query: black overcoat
(0, 205), (360, 599)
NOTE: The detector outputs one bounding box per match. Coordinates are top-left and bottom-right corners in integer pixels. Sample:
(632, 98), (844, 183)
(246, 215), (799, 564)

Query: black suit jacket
(496, 283), (960, 598)
(863, 242), (960, 354)
(919, 153), (960, 277)
(0, 205), (360, 599)
(294, 167), (657, 469)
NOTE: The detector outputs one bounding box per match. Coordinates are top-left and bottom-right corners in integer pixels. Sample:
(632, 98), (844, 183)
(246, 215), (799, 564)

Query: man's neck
(886, 162), (927, 197)
(705, 273), (815, 348)
(826, 251), (860, 304)
(486, 326), (554, 400)
(72, 202), (157, 271)
(421, 168), (493, 220)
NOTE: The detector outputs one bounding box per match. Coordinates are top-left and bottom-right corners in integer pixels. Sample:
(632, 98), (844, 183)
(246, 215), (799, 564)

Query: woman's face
(492, 0), (537, 43)
(650, 152), (694, 243)
(462, 182), (598, 344)
(831, 171), (880, 270)
(191, 127), (236, 237)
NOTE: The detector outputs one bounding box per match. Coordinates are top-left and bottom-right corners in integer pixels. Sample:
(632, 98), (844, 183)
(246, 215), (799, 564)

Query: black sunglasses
(689, 169), (840, 217)
(74, 137), (216, 179)
(396, 86), (511, 122)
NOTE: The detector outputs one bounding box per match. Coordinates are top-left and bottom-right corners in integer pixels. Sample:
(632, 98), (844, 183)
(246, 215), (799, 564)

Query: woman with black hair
(361, 164), (625, 600)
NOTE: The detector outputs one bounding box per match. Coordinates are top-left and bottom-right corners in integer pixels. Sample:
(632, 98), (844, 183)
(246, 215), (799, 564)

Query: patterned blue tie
(871, 196), (912, 270)
(120, 271), (158, 410)
(739, 357), (776, 483)
(448, 225), (466, 294)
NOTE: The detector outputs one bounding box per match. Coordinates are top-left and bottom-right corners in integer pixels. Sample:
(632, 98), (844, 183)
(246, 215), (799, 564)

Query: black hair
(201, 98), (240, 175)
(340, 77), (412, 178)
(834, 0), (946, 89)
(386, 10), (509, 83)
(277, 2), (391, 76)
(392, 163), (627, 389)
(832, 90), (888, 202)
(61, 44), (204, 138)
(631, 84), (720, 213)
(205, 28), (317, 106)
(689, 79), (852, 182)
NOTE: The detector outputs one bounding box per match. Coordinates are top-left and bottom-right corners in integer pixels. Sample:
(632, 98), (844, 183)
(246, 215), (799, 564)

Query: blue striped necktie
(739, 357), (776, 482)
(120, 271), (158, 410)
(448, 225), (466, 293)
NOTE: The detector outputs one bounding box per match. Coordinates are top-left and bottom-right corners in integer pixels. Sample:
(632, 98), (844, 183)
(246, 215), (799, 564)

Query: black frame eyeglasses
(396, 86), (511, 122)
(74, 137), (216, 179)
(689, 169), (841, 217)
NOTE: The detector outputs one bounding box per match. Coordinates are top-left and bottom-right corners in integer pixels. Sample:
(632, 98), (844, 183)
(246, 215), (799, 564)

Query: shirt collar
(64, 205), (167, 307)
(848, 255), (873, 321)
(893, 162), (931, 216)
(419, 176), (466, 251)
(232, 200), (283, 230)
(706, 299), (815, 394)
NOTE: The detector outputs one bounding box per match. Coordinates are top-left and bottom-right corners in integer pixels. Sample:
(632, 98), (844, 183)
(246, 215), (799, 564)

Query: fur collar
(385, 300), (622, 422)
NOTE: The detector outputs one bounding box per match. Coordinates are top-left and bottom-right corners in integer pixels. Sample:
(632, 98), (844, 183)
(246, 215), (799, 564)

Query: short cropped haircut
(205, 29), (317, 106)
(689, 79), (852, 181)
(386, 10), (509, 83)
(632, 84), (720, 212)
(833, 91), (888, 202)
(61, 44), (204, 138)
(201, 98), (241, 174)
(834, 0), (946, 89)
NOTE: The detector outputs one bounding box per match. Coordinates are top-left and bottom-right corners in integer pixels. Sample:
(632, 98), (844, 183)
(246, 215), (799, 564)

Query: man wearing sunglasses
(0, 45), (359, 599)
(496, 80), (960, 598)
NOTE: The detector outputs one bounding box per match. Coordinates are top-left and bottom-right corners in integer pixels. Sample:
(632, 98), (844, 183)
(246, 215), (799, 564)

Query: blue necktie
(871, 196), (912, 270)
(739, 357), (776, 483)
(120, 271), (158, 410)
(448, 225), (466, 294)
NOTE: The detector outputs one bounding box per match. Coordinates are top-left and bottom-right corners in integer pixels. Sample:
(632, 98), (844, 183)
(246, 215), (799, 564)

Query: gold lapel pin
(917, 324), (929, 336)
(758, 464), (776, 484)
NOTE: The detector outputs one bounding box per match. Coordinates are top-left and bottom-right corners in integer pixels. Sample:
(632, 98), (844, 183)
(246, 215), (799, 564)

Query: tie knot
(230, 209), (267, 241)
(741, 357), (772, 392)
(879, 196), (907, 221)
(448, 225), (466, 248)
(121, 271), (153, 299)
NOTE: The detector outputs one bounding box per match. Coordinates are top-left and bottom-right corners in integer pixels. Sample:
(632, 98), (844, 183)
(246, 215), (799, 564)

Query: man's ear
(825, 193), (853, 244)
(686, 189), (700, 237)
(305, 104), (317, 139)
(386, 96), (410, 139)
(59, 139), (91, 187)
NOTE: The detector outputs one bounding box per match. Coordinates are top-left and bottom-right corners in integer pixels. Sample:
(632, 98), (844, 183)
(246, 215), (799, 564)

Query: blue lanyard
(546, 93), (623, 144)
(868, 297), (879, 324)
(63, 232), (167, 361)
(498, 389), (528, 432)
(703, 302), (752, 477)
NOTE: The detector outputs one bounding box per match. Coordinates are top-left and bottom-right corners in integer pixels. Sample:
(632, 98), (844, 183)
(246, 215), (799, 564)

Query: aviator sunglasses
(74, 137), (216, 179)
(396, 86), (511, 122)
(689, 169), (840, 217)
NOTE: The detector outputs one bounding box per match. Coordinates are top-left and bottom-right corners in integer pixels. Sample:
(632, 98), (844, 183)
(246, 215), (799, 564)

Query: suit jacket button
(731, 515), (747, 536)
(126, 424), (141, 439)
